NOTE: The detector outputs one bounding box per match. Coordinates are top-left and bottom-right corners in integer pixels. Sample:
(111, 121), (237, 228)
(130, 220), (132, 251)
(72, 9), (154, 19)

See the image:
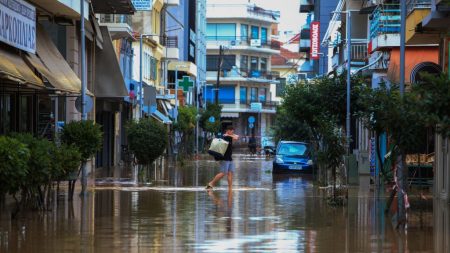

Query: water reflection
(0, 156), (441, 252)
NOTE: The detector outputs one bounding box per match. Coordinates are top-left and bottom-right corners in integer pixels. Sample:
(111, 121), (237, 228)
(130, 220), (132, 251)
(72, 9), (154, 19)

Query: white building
(206, 2), (280, 147)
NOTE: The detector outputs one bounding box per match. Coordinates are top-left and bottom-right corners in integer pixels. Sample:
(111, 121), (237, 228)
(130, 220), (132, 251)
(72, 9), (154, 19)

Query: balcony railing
(207, 99), (279, 109)
(407, 0), (431, 15)
(99, 14), (132, 27)
(351, 43), (368, 61)
(247, 5), (280, 21)
(162, 36), (178, 48)
(370, 4), (400, 39)
(206, 36), (280, 50)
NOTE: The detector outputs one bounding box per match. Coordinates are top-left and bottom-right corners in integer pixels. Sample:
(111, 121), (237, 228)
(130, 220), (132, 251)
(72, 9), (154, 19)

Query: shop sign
(0, 0), (36, 53)
(132, 0), (152, 11)
(310, 21), (320, 60)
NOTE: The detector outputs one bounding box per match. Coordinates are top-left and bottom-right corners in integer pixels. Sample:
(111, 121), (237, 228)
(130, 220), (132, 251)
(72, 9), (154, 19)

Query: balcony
(369, 4), (400, 51)
(299, 0), (314, 13)
(206, 69), (278, 83)
(299, 39), (310, 53)
(206, 36), (280, 53)
(162, 36), (179, 59)
(406, 0), (438, 44)
(98, 14), (133, 39)
(217, 99), (278, 113)
(207, 4), (279, 24)
(165, 0), (180, 6)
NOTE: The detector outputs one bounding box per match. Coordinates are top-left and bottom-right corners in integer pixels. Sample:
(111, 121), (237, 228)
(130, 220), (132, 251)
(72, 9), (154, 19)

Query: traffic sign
(249, 123), (254, 129)
(209, 116), (215, 123)
(248, 116), (255, 123)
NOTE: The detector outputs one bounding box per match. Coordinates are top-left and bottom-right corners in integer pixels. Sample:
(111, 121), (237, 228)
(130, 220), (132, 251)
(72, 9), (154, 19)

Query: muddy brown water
(0, 155), (445, 252)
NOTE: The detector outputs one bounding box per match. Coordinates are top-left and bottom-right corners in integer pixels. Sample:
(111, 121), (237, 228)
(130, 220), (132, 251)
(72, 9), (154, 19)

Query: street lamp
(139, 33), (158, 119)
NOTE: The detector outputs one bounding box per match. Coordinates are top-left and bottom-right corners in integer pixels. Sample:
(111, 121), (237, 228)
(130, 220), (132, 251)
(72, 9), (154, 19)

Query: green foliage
(412, 74), (450, 138)
(60, 120), (103, 162)
(12, 133), (55, 189)
(174, 106), (197, 134)
(127, 118), (168, 165)
(0, 136), (30, 196)
(199, 103), (222, 133)
(53, 144), (82, 180)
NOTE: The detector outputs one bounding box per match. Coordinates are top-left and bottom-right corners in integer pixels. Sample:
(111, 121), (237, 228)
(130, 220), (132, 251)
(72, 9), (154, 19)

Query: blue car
(272, 141), (314, 173)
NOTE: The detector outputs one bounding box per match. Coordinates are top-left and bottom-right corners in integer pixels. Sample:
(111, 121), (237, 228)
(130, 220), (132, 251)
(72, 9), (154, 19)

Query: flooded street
(0, 155), (446, 252)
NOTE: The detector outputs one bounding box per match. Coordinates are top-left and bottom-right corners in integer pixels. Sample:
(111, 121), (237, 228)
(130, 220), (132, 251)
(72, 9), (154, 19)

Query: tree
(60, 120), (102, 200)
(173, 106), (197, 156)
(127, 118), (168, 166)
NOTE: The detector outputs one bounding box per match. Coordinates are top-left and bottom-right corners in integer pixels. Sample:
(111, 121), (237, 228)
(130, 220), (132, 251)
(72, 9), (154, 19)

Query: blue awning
(147, 105), (172, 124)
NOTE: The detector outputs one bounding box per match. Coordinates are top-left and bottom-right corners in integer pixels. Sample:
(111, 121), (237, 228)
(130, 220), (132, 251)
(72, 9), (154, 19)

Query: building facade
(206, 2), (280, 147)
(299, 0), (339, 78)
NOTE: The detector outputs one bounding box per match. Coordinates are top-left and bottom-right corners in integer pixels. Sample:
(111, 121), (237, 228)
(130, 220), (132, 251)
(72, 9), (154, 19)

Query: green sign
(178, 76), (194, 92)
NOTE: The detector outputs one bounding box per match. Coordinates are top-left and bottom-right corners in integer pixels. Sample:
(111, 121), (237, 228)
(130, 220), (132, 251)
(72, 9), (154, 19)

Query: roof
(271, 42), (304, 66)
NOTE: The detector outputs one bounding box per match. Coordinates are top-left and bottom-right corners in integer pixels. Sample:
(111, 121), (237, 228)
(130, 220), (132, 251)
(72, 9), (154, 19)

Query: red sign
(310, 21), (320, 60)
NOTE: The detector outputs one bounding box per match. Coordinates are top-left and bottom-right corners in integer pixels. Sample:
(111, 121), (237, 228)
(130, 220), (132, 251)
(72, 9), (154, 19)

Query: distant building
(206, 2), (280, 147)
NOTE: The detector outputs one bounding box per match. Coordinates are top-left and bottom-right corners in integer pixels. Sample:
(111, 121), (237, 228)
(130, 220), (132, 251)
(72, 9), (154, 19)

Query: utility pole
(80, 0), (87, 196)
(215, 45), (224, 104)
(397, 0), (407, 229)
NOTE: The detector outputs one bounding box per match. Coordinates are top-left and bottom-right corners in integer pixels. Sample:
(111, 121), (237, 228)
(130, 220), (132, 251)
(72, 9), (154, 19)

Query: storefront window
(0, 94), (13, 134)
(19, 95), (33, 133)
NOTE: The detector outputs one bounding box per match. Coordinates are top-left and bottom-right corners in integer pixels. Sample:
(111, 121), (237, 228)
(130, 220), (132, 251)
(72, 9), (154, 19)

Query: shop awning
(0, 48), (44, 88)
(151, 109), (172, 124)
(94, 26), (128, 98)
(168, 61), (198, 78)
(25, 26), (85, 94)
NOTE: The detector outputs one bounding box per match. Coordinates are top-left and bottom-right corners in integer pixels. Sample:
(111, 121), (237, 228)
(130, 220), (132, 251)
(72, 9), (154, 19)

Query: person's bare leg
(209, 172), (225, 187)
(227, 171), (233, 189)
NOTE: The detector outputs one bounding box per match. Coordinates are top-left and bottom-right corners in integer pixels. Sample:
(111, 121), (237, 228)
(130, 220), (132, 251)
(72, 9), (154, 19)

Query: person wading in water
(206, 125), (239, 190)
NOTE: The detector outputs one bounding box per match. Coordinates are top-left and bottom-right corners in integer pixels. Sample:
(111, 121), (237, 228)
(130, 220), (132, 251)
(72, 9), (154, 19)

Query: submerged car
(272, 141), (314, 173)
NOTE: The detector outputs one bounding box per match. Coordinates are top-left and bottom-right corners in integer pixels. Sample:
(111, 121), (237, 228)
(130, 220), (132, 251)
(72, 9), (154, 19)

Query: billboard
(310, 21), (320, 60)
(0, 0), (36, 53)
(132, 0), (152, 11)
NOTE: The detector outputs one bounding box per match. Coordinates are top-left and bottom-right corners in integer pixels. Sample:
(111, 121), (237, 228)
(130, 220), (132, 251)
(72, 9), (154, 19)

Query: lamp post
(346, 10), (352, 156)
(140, 33), (158, 119)
(80, 0), (87, 196)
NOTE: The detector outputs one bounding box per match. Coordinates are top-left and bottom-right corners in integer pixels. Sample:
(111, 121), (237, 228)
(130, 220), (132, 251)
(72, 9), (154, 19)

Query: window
(250, 56), (258, 70)
(261, 27), (268, 44)
(250, 87), (258, 102)
(251, 26), (259, 39)
(206, 55), (236, 71)
(206, 23), (236, 40)
(241, 24), (248, 41)
(259, 88), (266, 103)
(260, 57), (267, 72)
(205, 86), (235, 104)
(276, 78), (286, 97)
(240, 55), (248, 73)
(240, 87), (247, 104)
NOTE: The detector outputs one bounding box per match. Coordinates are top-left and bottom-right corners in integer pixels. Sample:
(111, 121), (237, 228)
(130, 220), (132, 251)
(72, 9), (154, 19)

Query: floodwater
(0, 155), (447, 253)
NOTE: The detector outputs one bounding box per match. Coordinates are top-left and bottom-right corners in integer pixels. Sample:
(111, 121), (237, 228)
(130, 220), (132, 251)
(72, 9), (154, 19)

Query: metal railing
(162, 36), (178, 48)
(369, 4), (401, 39)
(206, 36), (280, 50)
(98, 14), (132, 27)
(206, 99), (279, 108)
(247, 5), (280, 21)
(407, 0), (432, 15)
(351, 43), (368, 61)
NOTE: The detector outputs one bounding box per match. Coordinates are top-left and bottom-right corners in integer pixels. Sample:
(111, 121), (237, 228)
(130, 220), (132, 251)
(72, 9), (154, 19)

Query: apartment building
(205, 2), (280, 146)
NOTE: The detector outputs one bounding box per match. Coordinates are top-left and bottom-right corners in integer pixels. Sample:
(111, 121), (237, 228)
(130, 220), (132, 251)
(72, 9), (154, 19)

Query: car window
(278, 143), (308, 156)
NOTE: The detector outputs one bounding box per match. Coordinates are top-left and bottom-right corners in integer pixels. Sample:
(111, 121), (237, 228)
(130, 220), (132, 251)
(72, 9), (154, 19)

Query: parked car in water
(272, 141), (314, 173)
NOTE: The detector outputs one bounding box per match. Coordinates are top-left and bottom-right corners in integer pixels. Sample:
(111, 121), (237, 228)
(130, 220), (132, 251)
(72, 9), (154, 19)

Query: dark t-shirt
(222, 135), (233, 161)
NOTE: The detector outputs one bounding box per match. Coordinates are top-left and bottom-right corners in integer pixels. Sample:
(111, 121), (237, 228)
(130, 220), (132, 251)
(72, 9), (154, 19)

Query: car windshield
(278, 143), (308, 156)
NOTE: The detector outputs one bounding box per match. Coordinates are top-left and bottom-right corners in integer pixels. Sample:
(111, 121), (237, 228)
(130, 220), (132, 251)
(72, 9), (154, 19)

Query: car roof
(279, 141), (309, 145)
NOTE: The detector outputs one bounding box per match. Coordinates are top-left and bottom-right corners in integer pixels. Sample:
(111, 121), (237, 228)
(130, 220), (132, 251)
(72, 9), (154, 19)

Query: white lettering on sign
(0, 0), (36, 53)
(310, 21), (320, 60)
